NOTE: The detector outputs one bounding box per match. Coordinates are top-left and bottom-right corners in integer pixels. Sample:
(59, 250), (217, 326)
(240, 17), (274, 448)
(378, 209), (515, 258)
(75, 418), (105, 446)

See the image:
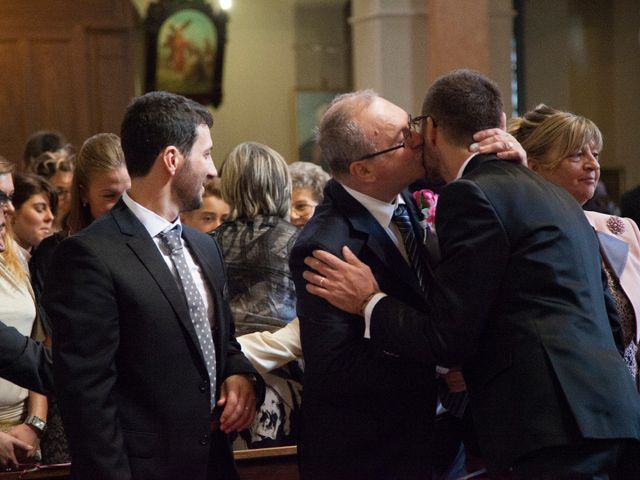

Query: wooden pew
(0, 446), (300, 480)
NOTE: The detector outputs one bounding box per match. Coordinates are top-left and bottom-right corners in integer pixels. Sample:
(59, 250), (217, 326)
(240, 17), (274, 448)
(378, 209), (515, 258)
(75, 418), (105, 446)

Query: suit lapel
(327, 181), (424, 298)
(110, 202), (204, 362)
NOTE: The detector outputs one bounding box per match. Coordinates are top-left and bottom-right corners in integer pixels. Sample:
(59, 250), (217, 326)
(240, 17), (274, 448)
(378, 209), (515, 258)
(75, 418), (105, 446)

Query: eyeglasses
(358, 114), (428, 161)
(0, 190), (14, 208)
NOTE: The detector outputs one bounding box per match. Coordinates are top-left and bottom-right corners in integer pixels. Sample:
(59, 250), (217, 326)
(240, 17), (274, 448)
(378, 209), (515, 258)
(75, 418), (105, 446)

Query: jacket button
(199, 381), (208, 392)
(200, 434), (209, 445)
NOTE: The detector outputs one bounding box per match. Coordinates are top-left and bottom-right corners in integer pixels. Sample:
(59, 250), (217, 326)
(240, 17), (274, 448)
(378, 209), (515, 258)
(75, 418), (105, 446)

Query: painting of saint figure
(156, 8), (216, 95)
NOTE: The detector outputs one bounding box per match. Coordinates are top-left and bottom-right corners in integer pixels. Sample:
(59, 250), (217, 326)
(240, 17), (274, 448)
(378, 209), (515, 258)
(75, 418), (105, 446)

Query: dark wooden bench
(0, 446), (299, 480)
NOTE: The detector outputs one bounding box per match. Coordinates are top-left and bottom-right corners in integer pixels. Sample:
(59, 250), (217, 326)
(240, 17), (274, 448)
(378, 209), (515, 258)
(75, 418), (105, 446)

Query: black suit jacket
(289, 180), (437, 480)
(0, 322), (51, 394)
(43, 200), (262, 480)
(371, 155), (640, 471)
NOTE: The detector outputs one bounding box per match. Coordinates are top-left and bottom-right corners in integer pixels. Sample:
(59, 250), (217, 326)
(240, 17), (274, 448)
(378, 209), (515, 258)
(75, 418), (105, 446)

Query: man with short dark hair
(44, 91), (263, 480)
(305, 70), (640, 478)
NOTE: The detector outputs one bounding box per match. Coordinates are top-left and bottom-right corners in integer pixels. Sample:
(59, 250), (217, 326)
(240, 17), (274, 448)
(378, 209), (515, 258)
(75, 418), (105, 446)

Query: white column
(350, 0), (427, 113)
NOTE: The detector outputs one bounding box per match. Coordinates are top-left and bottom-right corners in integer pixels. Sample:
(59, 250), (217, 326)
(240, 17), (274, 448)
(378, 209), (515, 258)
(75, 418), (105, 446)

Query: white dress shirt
(122, 191), (215, 325)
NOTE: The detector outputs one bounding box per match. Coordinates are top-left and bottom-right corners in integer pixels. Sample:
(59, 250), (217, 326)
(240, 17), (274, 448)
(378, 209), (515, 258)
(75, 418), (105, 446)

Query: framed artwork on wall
(145, 0), (228, 107)
(295, 89), (342, 164)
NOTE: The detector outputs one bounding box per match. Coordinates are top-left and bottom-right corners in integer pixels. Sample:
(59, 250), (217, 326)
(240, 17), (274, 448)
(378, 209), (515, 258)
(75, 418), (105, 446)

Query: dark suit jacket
(371, 155), (640, 471)
(0, 322), (51, 394)
(43, 200), (263, 480)
(289, 180), (437, 480)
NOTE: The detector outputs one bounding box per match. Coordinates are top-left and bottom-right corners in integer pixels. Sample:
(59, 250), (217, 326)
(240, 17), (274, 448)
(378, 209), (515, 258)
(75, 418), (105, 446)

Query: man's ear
(500, 112), (507, 130)
(348, 159), (376, 183)
(160, 146), (180, 175)
(426, 116), (437, 147)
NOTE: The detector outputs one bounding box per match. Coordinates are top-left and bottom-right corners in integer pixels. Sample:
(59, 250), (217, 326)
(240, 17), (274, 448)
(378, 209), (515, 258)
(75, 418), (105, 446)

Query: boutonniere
(412, 189), (438, 237)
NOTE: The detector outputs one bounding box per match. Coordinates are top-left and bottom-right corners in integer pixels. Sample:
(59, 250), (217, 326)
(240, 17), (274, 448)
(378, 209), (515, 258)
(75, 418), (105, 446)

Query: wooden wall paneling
(0, 36), (28, 164)
(23, 33), (81, 151)
(86, 28), (135, 137)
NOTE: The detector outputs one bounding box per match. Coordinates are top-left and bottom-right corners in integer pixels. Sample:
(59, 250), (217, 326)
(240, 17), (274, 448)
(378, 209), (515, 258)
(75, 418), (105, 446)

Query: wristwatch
(24, 415), (47, 435)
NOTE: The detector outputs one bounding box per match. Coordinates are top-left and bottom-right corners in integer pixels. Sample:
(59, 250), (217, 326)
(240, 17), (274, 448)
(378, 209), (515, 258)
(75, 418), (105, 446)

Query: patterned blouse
(210, 215), (299, 336)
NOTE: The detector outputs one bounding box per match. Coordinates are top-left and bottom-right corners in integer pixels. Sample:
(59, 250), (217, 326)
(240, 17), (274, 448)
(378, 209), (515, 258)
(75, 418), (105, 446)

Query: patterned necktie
(394, 205), (468, 417)
(159, 227), (217, 409)
(393, 203), (427, 292)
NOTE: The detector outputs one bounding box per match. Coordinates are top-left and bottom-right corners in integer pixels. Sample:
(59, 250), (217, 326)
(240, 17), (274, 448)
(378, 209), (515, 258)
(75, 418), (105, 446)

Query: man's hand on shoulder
(303, 246), (380, 315)
(217, 374), (257, 433)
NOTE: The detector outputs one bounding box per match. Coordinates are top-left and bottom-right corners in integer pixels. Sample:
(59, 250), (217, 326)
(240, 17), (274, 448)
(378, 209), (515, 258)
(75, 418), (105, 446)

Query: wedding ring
(506, 141), (513, 149)
(320, 277), (326, 287)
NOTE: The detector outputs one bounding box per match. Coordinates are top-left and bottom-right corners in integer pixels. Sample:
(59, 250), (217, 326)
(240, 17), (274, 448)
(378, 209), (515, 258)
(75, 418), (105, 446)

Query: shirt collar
(455, 152), (479, 180)
(340, 182), (404, 229)
(122, 191), (181, 238)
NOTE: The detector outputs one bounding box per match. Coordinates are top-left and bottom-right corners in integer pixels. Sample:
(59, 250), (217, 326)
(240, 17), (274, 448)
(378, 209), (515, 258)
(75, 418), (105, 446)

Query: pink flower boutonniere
(412, 189), (439, 236)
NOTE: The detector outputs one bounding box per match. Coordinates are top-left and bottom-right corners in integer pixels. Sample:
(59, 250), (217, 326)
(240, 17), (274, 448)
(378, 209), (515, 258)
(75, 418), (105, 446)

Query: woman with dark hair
(32, 151), (74, 233)
(22, 130), (68, 173)
(10, 173), (57, 258)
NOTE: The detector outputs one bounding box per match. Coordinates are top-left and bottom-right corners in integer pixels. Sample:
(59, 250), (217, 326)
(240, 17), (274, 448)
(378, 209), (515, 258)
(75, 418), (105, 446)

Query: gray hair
(288, 161), (330, 203)
(316, 90), (379, 176)
(220, 141), (291, 221)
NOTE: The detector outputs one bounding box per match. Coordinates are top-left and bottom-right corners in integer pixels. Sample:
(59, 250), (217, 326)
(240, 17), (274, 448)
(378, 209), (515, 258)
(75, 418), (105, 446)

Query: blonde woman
(211, 141), (301, 450)
(511, 105), (640, 387)
(29, 133), (130, 464)
(0, 158), (47, 466)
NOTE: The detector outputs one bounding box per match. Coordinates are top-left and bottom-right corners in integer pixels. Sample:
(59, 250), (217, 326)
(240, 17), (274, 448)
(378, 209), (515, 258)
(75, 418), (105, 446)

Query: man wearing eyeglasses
(288, 90), (523, 479)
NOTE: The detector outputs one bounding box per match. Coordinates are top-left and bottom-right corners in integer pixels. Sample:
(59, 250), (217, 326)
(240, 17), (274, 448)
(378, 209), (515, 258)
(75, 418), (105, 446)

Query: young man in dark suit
(305, 70), (640, 478)
(43, 92), (263, 480)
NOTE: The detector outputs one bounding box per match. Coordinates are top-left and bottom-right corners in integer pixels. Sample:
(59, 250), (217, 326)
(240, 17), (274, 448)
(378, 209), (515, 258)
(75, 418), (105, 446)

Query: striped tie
(393, 203), (427, 292)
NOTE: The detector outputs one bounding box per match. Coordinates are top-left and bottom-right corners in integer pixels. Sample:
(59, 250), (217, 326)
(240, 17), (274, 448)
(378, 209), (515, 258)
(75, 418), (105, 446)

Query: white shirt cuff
(363, 292), (388, 339)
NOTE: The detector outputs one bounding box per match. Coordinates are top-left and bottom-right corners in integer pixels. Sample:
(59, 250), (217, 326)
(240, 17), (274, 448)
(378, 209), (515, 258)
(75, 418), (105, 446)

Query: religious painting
(146, 0), (228, 107)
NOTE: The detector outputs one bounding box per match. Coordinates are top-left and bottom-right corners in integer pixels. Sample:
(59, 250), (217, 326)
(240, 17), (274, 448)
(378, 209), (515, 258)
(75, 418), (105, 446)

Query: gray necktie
(159, 227), (217, 409)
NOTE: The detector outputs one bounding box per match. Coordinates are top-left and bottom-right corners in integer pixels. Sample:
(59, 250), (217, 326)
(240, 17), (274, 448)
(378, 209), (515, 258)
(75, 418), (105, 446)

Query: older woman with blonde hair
(510, 104), (640, 387)
(211, 141), (300, 450)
